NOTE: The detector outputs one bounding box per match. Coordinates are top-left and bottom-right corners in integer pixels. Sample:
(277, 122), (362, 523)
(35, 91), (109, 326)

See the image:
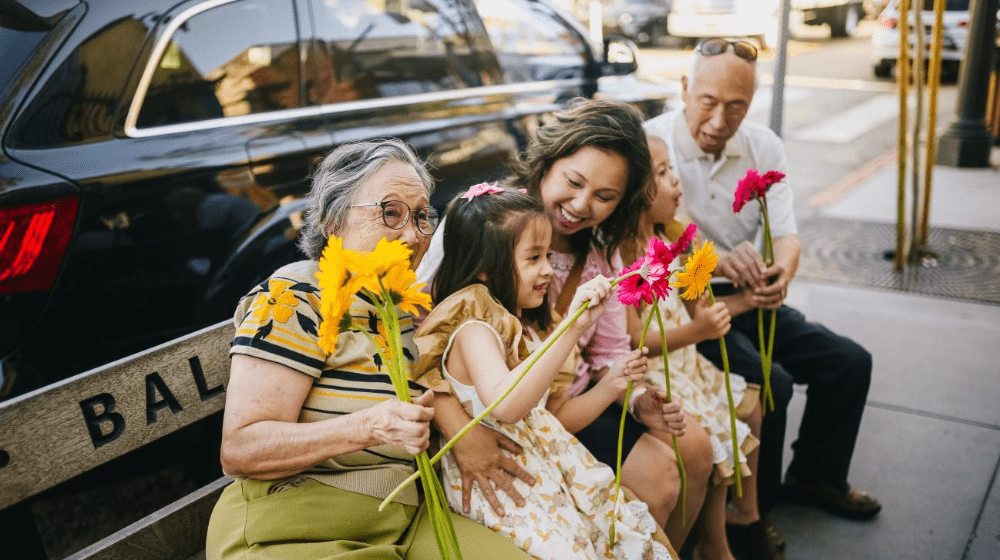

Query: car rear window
(136, 0), (299, 128)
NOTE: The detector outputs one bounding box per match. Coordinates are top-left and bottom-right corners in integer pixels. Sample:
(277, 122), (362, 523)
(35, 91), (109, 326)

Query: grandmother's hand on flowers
(364, 390), (435, 455)
(568, 276), (612, 327)
(716, 241), (767, 291)
(690, 293), (731, 341)
(634, 388), (686, 436)
(598, 348), (649, 397)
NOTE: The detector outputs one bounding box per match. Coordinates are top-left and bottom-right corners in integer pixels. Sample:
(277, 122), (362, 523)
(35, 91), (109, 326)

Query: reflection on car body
(0, 0), (672, 400)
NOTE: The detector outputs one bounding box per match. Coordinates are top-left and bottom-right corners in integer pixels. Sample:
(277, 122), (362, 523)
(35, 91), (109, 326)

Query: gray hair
(686, 42), (759, 92)
(299, 138), (434, 259)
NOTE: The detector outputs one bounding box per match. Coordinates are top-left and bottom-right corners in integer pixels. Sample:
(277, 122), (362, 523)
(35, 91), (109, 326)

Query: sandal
(726, 519), (785, 560)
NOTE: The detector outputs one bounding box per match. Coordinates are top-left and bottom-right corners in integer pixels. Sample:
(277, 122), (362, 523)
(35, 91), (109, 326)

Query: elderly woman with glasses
(206, 139), (534, 560)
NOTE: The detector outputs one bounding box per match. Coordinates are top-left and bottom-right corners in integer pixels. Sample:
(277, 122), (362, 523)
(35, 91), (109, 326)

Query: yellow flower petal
(272, 304), (295, 323)
(670, 241), (718, 300)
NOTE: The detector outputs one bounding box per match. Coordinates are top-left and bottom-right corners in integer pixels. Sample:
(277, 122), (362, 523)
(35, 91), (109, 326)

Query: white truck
(666, 0), (865, 47)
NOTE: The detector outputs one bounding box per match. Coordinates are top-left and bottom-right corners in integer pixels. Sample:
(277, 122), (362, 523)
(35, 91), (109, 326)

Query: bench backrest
(0, 320), (234, 511)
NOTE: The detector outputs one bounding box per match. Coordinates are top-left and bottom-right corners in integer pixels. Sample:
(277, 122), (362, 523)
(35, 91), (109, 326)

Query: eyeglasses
(696, 38), (758, 62)
(350, 200), (440, 235)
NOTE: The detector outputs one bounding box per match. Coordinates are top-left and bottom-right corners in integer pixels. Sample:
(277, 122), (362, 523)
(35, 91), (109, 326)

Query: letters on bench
(0, 321), (234, 511)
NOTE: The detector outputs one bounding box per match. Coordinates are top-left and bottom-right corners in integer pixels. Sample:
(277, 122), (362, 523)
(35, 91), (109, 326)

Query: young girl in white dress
(414, 186), (684, 560)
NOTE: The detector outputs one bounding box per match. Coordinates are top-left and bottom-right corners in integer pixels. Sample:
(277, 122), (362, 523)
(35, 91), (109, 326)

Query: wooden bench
(0, 320), (235, 560)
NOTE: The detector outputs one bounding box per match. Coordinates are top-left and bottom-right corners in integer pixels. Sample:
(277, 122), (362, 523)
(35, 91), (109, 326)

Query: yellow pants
(206, 477), (534, 560)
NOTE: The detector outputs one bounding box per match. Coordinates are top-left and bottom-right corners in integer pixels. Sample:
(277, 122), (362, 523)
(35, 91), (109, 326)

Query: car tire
(873, 60), (893, 78)
(830, 5), (860, 37)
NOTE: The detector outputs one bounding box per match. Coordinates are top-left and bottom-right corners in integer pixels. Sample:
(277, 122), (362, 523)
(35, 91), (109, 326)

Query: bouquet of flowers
(315, 237), (461, 560)
(733, 169), (786, 412)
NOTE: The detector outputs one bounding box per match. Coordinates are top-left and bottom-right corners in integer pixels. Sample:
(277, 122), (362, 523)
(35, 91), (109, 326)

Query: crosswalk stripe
(791, 94), (909, 143)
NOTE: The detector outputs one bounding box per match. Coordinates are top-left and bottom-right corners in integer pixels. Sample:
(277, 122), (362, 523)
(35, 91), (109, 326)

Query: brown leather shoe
(781, 477), (882, 519)
(726, 519), (786, 560)
(764, 519), (785, 552)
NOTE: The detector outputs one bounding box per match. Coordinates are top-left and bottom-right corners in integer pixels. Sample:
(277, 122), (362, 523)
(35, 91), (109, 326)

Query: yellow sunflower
(671, 241), (718, 300)
(316, 235), (360, 352)
(251, 279), (299, 323)
(381, 261), (433, 316)
(342, 238), (413, 296)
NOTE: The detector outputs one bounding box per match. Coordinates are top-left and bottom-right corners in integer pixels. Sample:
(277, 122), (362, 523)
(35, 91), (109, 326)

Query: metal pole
(895, 0), (910, 272)
(909, 4), (924, 262)
(589, 0), (603, 45)
(920, 0), (947, 249)
(769, 0), (793, 137)
(936, 0), (999, 167)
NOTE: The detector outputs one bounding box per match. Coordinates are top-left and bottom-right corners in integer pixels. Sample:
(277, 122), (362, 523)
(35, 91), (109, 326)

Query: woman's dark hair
(433, 188), (553, 331)
(507, 99), (654, 264)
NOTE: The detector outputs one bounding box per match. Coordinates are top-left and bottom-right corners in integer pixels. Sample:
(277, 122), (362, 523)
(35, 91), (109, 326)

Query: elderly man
(644, 37), (880, 537)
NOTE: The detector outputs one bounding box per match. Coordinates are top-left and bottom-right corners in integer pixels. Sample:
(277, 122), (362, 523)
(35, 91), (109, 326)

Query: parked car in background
(601, 0), (671, 46)
(870, 0), (969, 78)
(667, 0), (864, 48)
(0, 0), (671, 401)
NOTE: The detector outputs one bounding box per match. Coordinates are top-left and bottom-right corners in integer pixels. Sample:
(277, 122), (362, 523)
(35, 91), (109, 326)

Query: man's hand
(449, 423), (535, 516)
(749, 262), (790, 309)
(715, 241), (768, 290)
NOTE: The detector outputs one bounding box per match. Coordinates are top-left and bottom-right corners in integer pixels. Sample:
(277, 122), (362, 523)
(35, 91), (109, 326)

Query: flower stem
(653, 304), (686, 526)
(609, 310), (654, 545)
(758, 200), (776, 413)
(374, 285), (462, 560)
(707, 284), (743, 497)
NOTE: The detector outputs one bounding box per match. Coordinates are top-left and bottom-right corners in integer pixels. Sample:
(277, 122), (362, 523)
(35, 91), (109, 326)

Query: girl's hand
(690, 292), (731, 342)
(567, 275), (612, 328)
(364, 390), (435, 455)
(597, 348), (648, 397)
(633, 388), (686, 436)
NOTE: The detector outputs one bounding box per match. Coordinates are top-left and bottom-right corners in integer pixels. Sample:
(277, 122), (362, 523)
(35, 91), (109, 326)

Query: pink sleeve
(566, 250), (631, 396)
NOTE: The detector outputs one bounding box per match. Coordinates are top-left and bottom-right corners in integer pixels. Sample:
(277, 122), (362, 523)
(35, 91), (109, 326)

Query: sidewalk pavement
(767, 148), (1000, 560)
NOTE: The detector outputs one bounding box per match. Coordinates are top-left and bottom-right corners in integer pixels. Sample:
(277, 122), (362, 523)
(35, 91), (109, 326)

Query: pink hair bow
(460, 182), (505, 200)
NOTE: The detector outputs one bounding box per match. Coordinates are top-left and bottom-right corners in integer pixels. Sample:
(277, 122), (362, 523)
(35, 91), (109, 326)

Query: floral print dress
(414, 285), (676, 560)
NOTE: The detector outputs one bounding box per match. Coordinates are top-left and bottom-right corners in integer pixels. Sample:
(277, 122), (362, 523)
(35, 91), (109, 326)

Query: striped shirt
(231, 259), (424, 506)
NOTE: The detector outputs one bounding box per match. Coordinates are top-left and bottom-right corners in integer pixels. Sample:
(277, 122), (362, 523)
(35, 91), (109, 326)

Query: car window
(0, 26), (49, 99)
(9, 16), (150, 148)
(305, 0), (489, 104)
(473, 0), (588, 83)
(135, 0), (299, 128)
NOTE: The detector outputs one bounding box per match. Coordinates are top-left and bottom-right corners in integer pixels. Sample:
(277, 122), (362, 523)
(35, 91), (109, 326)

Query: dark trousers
(696, 298), (872, 513)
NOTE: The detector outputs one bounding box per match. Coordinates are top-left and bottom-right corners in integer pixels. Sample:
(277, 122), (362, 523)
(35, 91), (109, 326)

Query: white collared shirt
(644, 108), (797, 253)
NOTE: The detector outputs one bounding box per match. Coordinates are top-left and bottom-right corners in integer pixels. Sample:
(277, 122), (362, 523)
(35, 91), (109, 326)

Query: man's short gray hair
(299, 138), (434, 259)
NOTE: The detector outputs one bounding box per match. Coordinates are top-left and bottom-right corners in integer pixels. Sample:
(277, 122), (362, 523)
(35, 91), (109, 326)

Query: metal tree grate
(796, 217), (1000, 305)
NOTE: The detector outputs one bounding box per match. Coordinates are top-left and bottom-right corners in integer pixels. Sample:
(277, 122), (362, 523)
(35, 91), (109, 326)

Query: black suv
(1, 0), (671, 399)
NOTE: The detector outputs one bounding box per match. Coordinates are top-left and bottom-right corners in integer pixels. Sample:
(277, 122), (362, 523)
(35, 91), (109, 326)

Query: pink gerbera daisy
(734, 169), (766, 213)
(617, 257), (656, 308)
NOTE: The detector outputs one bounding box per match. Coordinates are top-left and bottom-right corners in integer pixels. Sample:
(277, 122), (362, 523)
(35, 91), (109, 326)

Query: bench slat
(0, 321), (234, 510)
(64, 477), (231, 560)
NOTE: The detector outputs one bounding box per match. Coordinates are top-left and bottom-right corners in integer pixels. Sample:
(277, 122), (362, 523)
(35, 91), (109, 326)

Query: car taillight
(878, 17), (897, 28)
(0, 196), (78, 295)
